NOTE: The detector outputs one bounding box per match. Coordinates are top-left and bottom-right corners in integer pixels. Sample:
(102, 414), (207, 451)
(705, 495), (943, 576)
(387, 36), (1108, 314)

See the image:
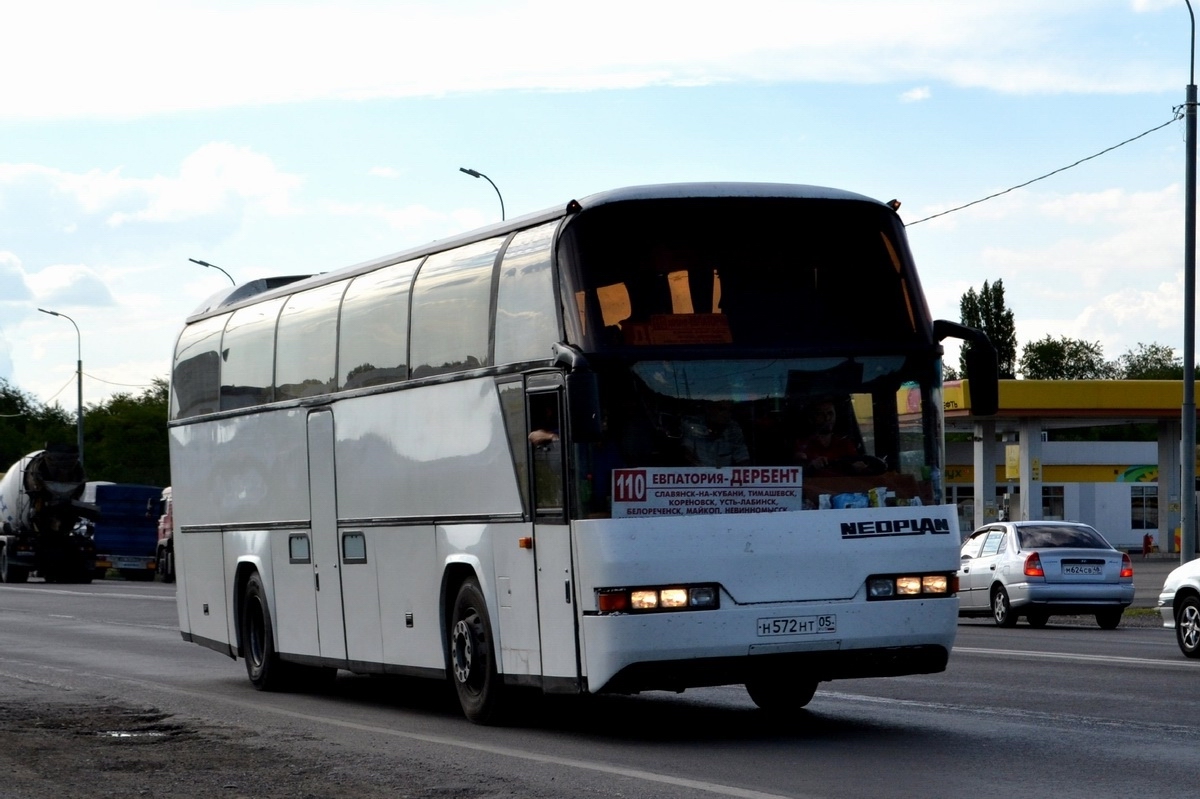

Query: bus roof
(184, 182), (890, 323)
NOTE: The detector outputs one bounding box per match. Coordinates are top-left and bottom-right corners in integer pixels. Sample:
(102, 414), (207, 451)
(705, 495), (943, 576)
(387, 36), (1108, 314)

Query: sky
(0, 0), (1195, 408)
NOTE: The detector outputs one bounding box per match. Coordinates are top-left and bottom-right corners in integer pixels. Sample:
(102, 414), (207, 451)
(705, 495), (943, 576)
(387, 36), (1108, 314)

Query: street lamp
(1183, 0), (1198, 564)
(459, 167), (505, 221)
(189, 258), (235, 285)
(37, 308), (84, 470)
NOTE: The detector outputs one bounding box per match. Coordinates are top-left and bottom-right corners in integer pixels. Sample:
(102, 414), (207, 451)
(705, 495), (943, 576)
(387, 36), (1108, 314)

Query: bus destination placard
(611, 467), (803, 518)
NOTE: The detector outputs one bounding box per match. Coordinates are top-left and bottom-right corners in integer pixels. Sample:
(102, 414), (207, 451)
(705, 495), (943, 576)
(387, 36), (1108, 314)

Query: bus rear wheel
(449, 578), (506, 724)
(745, 677), (819, 713)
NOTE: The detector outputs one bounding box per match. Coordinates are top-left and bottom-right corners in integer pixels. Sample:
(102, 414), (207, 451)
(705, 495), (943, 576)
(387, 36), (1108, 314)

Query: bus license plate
(756, 615), (837, 637)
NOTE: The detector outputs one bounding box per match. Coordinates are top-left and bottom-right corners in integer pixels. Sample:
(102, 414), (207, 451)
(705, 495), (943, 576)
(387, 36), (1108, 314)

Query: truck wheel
(157, 547), (175, 583)
(0, 548), (28, 584)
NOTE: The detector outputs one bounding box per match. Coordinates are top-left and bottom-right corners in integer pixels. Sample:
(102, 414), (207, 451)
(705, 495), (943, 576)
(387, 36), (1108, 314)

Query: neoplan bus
(168, 182), (998, 723)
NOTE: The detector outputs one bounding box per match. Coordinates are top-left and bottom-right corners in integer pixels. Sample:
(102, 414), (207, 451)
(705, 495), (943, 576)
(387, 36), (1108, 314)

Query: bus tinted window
(220, 298), (285, 410)
(171, 313), (227, 419)
(494, 222), (559, 364)
(410, 238), (501, 378)
(559, 198), (922, 351)
(338, 259), (419, 390)
(276, 282), (345, 399)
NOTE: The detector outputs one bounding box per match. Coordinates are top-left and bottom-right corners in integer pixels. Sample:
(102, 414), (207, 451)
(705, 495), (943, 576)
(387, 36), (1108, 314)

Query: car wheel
(1026, 611), (1049, 628)
(746, 678), (819, 713)
(448, 578), (507, 724)
(1176, 595), (1200, 658)
(991, 586), (1017, 627)
(1096, 609), (1123, 630)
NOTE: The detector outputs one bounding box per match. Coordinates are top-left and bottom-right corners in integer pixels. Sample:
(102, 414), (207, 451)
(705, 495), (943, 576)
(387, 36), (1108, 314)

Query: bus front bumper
(580, 595), (958, 695)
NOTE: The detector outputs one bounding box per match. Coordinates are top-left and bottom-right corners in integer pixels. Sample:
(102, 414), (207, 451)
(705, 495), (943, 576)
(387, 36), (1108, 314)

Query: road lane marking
(953, 646), (1197, 669)
(0, 585), (174, 601)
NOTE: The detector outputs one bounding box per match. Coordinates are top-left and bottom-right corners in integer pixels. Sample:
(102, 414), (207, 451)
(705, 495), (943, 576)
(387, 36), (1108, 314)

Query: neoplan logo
(840, 518), (950, 538)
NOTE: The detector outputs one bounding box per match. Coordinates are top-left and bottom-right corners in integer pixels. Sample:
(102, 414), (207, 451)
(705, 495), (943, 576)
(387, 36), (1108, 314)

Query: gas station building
(944, 380), (1195, 553)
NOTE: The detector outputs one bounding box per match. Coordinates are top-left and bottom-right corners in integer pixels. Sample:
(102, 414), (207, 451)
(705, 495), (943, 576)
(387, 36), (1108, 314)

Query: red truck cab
(155, 487), (174, 583)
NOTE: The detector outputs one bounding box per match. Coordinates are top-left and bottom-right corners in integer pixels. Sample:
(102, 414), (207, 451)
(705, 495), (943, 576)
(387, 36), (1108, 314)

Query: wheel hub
(452, 619), (474, 683)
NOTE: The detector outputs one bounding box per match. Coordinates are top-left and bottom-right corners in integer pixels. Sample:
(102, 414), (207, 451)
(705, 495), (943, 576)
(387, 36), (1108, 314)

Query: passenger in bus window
(680, 400), (750, 467)
(794, 398), (866, 474)
(528, 399), (560, 448)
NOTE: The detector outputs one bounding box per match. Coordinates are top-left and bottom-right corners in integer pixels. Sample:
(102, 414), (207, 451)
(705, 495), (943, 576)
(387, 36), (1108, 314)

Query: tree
(959, 279), (1017, 379)
(0, 379), (74, 469)
(1018, 335), (1116, 380)
(1116, 342), (1184, 380)
(82, 378), (170, 486)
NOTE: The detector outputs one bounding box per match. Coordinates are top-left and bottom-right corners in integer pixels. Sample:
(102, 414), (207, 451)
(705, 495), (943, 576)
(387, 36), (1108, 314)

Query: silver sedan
(958, 521), (1134, 628)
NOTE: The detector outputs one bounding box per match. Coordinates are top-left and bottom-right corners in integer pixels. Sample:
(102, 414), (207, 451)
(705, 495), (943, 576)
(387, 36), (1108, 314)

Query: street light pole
(189, 258), (236, 285)
(459, 167), (506, 221)
(1183, 0), (1198, 563)
(37, 308), (84, 470)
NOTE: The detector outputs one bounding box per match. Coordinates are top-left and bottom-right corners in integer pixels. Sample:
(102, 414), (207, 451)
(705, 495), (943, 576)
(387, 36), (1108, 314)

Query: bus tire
(448, 578), (506, 724)
(241, 572), (294, 691)
(745, 677), (818, 713)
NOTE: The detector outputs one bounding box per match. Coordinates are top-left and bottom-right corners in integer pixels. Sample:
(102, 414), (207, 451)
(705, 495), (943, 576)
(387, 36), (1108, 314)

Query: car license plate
(114, 557), (145, 569)
(1062, 564), (1103, 575)
(756, 614), (837, 636)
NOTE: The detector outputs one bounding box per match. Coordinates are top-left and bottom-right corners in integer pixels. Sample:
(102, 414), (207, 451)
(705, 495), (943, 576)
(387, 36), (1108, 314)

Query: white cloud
(914, 181), (1186, 371)
(106, 143), (302, 226)
(901, 86), (932, 103)
(26, 265), (116, 309)
(0, 253), (32, 303)
(0, 145), (303, 270)
(0, 1), (1182, 121)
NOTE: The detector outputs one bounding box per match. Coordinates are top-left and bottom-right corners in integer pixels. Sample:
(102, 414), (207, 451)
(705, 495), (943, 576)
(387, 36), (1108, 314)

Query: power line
(81, 372), (159, 389)
(906, 113), (1184, 226)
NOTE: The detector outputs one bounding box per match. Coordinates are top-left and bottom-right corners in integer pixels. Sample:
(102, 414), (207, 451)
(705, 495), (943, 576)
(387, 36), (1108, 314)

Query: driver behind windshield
(793, 398), (869, 474)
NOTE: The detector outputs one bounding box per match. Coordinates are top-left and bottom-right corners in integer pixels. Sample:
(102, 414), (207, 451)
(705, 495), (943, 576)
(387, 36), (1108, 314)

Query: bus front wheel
(745, 677), (819, 713)
(448, 578), (506, 724)
(241, 572), (292, 691)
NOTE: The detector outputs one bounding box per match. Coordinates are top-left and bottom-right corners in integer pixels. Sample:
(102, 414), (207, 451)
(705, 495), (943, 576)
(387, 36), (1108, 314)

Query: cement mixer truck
(0, 445), (99, 583)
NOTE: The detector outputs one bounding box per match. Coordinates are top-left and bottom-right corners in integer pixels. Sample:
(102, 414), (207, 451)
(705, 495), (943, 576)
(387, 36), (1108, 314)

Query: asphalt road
(0, 577), (1196, 799)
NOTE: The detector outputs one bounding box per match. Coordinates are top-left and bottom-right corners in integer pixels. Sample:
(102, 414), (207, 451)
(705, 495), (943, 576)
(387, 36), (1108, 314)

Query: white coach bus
(168, 183), (998, 723)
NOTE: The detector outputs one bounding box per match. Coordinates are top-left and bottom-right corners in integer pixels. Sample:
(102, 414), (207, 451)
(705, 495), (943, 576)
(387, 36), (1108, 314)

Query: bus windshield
(559, 196), (927, 353)
(573, 356), (944, 519)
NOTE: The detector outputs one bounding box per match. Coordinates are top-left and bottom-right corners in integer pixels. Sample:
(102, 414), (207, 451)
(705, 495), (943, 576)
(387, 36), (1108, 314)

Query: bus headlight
(596, 584), (720, 614)
(867, 573), (956, 600)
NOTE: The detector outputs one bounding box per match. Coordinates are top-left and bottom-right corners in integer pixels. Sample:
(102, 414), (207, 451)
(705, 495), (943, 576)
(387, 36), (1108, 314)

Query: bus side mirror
(566, 370), (603, 443)
(934, 319), (999, 416)
(963, 343), (999, 416)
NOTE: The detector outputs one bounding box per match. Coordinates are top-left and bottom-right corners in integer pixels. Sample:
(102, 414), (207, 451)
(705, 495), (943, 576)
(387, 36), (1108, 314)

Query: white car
(958, 521), (1134, 628)
(1156, 558), (1200, 658)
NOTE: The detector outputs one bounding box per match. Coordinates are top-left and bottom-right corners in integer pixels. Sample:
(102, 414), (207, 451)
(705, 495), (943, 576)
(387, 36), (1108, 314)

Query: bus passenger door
(307, 409), (347, 661)
(527, 383), (581, 689)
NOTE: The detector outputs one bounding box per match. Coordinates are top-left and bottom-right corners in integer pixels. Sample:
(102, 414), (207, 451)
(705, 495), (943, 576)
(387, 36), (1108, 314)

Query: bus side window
(528, 393), (564, 516)
(497, 380), (530, 515)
